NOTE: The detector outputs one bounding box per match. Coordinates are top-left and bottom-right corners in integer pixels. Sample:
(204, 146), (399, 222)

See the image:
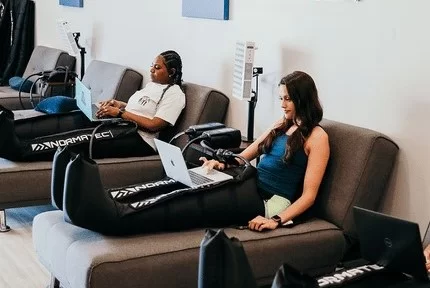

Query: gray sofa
(0, 59), (144, 231)
(0, 79), (229, 232)
(32, 119), (399, 288)
(0, 46), (76, 110)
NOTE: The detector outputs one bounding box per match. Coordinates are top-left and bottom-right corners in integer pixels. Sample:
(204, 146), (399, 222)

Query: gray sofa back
(0, 46), (76, 110)
(23, 46), (76, 78)
(158, 82), (229, 147)
(82, 60), (143, 103)
(316, 119), (399, 237)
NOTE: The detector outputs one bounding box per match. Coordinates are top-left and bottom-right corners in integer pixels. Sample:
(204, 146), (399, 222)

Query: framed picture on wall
(59, 0), (83, 8)
(182, 0), (229, 20)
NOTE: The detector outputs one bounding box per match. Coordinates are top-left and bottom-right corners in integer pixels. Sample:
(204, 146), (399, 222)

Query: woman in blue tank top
(201, 71), (330, 232)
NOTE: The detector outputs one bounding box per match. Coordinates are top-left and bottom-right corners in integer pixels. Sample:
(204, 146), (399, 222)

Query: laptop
(154, 138), (233, 188)
(75, 78), (119, 122)
(353, 206), (430, 282)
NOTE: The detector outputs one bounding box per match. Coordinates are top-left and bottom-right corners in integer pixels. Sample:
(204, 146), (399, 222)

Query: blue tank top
(257, 134), (308, 201)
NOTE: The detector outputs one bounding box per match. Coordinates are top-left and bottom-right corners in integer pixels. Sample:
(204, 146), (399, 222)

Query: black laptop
(353, 206), (430, 282)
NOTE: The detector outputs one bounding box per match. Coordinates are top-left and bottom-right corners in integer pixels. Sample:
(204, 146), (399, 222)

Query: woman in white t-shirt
(96, 50), (186, 153)
(0, 50), (185, 160)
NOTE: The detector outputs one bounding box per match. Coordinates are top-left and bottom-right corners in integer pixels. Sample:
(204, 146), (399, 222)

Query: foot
(62, 154), (121, 234)
(51, 146), (75, 210)
(0, 104), (14, 119)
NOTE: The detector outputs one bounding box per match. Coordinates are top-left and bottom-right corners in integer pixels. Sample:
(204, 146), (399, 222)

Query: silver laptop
(75, 78), (119, 122)
(154, 138), (233, 188)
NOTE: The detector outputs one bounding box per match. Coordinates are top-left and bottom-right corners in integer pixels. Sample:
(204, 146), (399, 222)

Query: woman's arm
(200, 118), (283, 170)
(249, 126), (330, 231)
(119, 113), (169, 132)
(96, 105), (170, 132)
(424, 244), (430, 271)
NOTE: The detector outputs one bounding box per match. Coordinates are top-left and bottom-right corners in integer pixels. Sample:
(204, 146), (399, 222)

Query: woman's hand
(248, 215), (278, 231)
(199, 157), (226, 173)
(424, 245), (430, 271)
(96, 105), (121, 118)
(99, 99), (121, 108)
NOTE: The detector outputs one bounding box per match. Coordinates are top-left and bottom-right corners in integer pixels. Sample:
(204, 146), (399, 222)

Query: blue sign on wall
(182, 0), (229, 20)
(59, 0), (83, 8)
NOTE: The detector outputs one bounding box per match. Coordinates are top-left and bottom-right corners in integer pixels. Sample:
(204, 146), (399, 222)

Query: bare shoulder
(309, 126), (328, 141)
(304, 126), (329, 152)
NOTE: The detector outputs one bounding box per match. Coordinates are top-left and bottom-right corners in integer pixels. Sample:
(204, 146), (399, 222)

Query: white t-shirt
(125, 82), (185, 150)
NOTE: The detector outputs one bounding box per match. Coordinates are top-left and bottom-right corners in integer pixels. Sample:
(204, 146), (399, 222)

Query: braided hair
(157, 50), (184, 106)
(160, 50), (183, 88)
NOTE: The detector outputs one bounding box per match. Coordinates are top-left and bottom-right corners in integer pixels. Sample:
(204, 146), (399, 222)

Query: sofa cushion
(34, 96), (78, 114)
(0, 86), (36, 110)
(8, 76), (34, 92)
(33, 211), (345, 288)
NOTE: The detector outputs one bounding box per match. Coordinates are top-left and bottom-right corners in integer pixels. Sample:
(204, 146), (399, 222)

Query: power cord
(200, 140), (251, 168)
(181, 134), (207, 155)
(168, 131), (186, 144)
(18, 72), (47, 109)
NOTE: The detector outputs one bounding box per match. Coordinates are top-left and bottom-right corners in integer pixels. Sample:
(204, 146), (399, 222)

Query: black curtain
(0, 0), (34, 86)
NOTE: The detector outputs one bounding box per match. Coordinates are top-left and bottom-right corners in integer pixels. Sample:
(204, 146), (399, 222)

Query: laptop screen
(353, 206), (429, 281)
(75, 78), (93, 120)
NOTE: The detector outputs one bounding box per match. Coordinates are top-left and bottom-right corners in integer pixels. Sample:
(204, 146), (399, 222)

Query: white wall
(34, 0), (430, 233)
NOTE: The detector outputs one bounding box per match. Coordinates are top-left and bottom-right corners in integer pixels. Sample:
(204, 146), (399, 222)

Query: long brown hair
(258, 71), (323, 162)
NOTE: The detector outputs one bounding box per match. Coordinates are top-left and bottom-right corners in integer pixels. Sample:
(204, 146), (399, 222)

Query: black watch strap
(118, 107), (125, 118)
(271, 215), (282, 227)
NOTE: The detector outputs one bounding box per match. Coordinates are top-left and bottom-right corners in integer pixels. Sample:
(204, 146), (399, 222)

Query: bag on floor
(198, 229), (257, 288)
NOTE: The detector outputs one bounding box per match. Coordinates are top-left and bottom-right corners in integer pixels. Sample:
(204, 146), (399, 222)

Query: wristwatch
(117, 107), (125, 118)
(271, 215), (282, 227)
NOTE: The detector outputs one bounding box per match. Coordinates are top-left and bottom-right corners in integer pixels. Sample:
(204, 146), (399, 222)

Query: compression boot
(63, 154), (264, 236)
(63, 154), (169, 235)
(52, 145), (184, 211)
(0, 106), (21, 160)
(51, 146), (76, 210)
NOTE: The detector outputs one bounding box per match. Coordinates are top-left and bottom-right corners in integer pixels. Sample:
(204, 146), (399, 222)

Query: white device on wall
(232, 41), (256, 100)
(56, 19), (86, 79)
(56, 20), (79, 56)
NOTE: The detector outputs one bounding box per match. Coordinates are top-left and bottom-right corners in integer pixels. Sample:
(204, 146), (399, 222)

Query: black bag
(198, 229), (258, 288)
(271, 263), (318, 288)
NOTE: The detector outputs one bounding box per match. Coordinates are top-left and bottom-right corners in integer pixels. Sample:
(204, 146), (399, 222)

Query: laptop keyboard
(189, 171), (213, 185)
